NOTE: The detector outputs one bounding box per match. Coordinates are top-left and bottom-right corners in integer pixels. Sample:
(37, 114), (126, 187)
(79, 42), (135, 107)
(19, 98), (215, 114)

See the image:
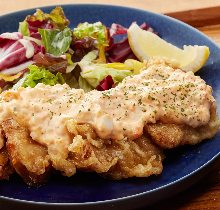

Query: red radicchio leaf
(27, 19), (54, 35)
(96, 75), (114, 91)
(106, 38), (138, 63)
(26, 7), (69, 36)
(109, 23), (127, 37)
(106, 22), (155, 63)
(30, 32), (42, 40)
(26, 19), (51, 40)
(1, 60), (34, 75)
(0, 32), (41, 71)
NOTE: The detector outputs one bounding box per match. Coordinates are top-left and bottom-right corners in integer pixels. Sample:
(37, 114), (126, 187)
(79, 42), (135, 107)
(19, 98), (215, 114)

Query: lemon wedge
(127, 23), (210, 72)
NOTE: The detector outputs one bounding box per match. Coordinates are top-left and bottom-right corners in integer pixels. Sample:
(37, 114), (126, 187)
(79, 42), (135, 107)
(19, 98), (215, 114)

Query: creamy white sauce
(0, 64), (215, 150)
(75, 65), (214, 139)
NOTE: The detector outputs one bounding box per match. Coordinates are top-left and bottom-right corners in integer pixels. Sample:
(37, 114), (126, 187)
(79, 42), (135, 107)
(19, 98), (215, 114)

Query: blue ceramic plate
(0, 4), (219, 210)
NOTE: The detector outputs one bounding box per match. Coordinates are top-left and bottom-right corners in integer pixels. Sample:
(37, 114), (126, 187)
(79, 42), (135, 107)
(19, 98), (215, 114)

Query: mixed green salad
(0, 7), (151, 92)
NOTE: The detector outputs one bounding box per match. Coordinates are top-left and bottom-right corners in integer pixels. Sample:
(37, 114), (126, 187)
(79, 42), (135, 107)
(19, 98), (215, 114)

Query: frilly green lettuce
(23, 65), (64, 88)
(73, 22), (108, 46)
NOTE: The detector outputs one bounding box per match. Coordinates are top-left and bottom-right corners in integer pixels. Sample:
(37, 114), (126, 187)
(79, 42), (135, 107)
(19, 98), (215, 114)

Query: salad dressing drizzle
(18, 39), (35, 58)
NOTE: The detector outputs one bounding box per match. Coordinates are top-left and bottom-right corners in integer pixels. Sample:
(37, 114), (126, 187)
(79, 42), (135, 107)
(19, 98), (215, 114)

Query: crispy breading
(67, 120), (164, 179)
(103, 137), (164, 179)
(2, 118), (51, 186)
(145, 122), (219, 149)
(0, 56), (219, 185)
(0, 127), (5, 150)
(0, 126), (14, 180)
(145, 123), (183, 148)
(0, 147), (14, 180)
(145, 105), (220, 149)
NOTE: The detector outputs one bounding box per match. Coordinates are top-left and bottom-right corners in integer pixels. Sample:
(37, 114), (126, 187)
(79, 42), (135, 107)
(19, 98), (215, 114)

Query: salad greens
(0, 6), (150, 92)
(0, 32), (39, 73)
(79, 51), (132, 88)
(78, 76), (93, 93)
(124, 59), (145, 75)
(19, 7), (70, 36)
(39, 28), (72, 56)
(61, 73), (79, 89)
(18, 21), (30, 36)
(73, 22), (108, 46)
(23, 65), (64, 88)
(45, 7), (70, 30)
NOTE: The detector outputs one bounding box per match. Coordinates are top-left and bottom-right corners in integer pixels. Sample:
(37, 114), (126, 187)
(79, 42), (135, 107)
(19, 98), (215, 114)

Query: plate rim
(0, 3), (219, 206)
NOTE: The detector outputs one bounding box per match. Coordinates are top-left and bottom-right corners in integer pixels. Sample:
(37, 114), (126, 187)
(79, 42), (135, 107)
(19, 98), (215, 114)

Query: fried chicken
(0, 127), (14, 180)
(0, 118), (164, 185)
(0, 146), (14, 180)
(0, 58), (218, 186)
(67, 120), (164, 179)
(0, 104), (218, 185)
(2, 118), (51, 186)
(145, 103), (220, 149)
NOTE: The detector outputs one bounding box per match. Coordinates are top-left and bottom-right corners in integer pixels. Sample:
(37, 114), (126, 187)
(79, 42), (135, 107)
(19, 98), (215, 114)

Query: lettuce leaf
(71, 37), (97, 62)
(80, 66), (132, 88)
(30, 9), (45, 21)
(48, 7), (70, 30)
(78, 76), (93, 92)
(61, 73), (79, 89)
(79, 51), (132, 88)
(65, 53), (77, 73)
(23, 65), (64, 88)
(12, 73), (28, 90)
(38, 28), (72, 56)
(18, 21), (30, 36)
(73, 22), (108, 46)
(19, 7), (69, 36)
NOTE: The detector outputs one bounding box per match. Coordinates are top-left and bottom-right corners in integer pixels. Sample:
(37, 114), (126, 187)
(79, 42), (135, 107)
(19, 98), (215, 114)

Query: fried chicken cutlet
(144, 103), (219, 149)
(2, 118), (51, 185)
(0, 117), (164, 185)
(0, 127), (14, 180)
(66, 120), (163, 179)
(0, 58), (218, 185)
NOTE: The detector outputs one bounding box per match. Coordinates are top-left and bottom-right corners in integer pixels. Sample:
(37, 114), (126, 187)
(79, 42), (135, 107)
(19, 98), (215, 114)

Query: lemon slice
(127, 23), (210, 72)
